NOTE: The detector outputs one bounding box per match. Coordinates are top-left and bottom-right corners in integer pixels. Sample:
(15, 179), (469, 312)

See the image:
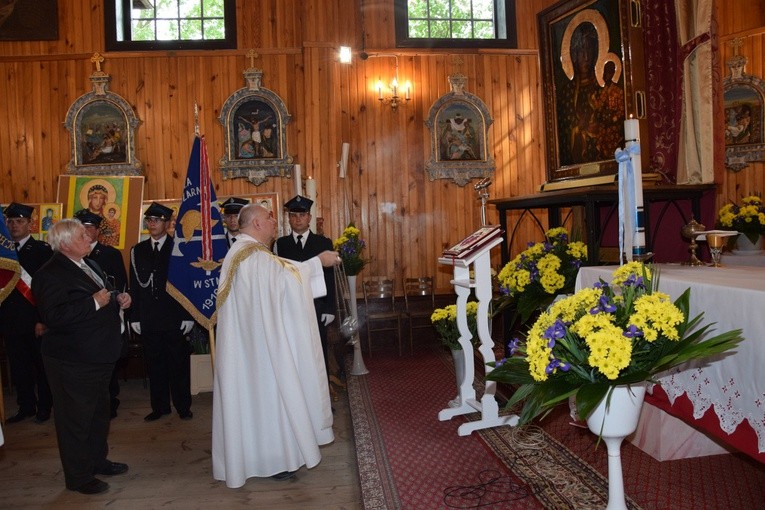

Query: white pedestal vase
(736, 233), (763, 251)
(448, 348), (465, 408)
(347, 275), (369, 375)
(586, 383), (646, 510)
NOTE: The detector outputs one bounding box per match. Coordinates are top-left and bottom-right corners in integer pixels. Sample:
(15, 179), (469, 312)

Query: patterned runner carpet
(347, 343), (765, 510)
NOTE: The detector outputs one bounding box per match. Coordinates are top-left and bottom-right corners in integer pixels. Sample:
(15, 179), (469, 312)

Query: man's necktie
(231, 237), (236, 243)
(297, 234), (303, 250)
(153, 241), (160, 254)
(81, 262), (104, 288)
(14, 241), (20, 252)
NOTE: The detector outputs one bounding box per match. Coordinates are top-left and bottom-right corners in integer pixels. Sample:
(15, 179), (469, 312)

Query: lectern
(437, 233), (519, 436)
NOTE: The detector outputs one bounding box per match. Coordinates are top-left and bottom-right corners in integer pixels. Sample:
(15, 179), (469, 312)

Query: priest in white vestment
(212, 203), (341, 488)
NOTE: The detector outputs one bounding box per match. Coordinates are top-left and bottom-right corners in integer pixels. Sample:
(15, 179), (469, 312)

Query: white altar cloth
(721, 250), (765, 267)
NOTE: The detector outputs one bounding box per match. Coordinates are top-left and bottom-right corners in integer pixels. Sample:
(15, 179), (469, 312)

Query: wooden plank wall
(2, 1), (758, 295)
(716, 2), (765, 207)
(0, 0), (555, 293)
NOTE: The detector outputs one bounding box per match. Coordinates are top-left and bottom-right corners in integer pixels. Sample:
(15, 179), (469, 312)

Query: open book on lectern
(441, 225), (504, 259)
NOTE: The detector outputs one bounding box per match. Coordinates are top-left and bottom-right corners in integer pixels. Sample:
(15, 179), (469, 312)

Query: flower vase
(448, 348), (465, 408)
(586, 383), (646, 510)
(347, 275), (369, 375)
(736, 233), (763, 252)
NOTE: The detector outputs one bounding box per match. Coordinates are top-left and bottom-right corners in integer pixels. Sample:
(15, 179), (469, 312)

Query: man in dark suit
(75, 208), (129, 418)
(129, 202), (194, 422)
(0, 202), (53, 423)
(32, 219), (131, 495)
(274, 195), (336, 371)
(220, 197), (248, 247)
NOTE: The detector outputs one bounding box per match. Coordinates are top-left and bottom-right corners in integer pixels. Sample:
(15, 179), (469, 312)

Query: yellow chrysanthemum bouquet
(494, 227), (588, 328)
(333, 223), (367, 276)
(487, 262), (743, 425)
(717, 194), (765, 244)
(431, 302), (480, 351)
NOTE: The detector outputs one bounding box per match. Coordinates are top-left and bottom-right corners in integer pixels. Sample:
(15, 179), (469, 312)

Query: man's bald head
(238, 203), (277, 244)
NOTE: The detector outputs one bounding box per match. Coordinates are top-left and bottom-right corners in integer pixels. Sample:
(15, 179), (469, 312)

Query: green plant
(333, 223), (367, 276)
(487, 262), (744, 425)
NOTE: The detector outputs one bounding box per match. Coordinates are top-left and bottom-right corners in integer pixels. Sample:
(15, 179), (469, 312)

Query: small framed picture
(64, 57), (142, 176)
(722, 54), (765, 171)
(424, 74), (495, 186)
(218, 67), (293, 186)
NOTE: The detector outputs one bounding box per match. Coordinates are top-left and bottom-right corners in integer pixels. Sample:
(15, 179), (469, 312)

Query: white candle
(624, 117), (646, 258)
(294, 164), (302, 196)
(305, 176), (317, 232)
(624, 117), (639, 141)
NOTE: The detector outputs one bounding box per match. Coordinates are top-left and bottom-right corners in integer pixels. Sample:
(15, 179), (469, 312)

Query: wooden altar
(489, 184), (715, 265)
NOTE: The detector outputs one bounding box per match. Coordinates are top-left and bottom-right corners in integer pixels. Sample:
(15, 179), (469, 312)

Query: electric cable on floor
(442, 469), (531, 508)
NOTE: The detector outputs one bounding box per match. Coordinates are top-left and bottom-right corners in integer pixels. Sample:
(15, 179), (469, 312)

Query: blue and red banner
(166, 136), (228, 330)
(0, 207), (21, 305)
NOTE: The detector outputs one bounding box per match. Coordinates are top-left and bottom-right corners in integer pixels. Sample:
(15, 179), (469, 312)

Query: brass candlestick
(681, 218), (705, 266)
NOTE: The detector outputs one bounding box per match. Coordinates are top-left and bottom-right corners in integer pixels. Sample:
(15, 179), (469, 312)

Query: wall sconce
(361, 52), (411, 111)
(376, 75), (411, 111)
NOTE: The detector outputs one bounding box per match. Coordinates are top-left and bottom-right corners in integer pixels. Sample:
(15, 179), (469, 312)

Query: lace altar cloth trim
(650, 367), (765, 454)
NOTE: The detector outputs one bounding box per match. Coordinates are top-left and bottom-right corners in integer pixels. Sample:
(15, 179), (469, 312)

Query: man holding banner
(1, 203), (53, 424)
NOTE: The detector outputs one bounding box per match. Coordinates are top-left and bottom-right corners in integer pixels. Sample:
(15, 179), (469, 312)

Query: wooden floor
(0, 379), (363, 509)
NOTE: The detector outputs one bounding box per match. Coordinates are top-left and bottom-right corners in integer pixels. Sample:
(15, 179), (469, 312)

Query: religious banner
(166, 136), (228, 331)
(0, 209), (21, 304)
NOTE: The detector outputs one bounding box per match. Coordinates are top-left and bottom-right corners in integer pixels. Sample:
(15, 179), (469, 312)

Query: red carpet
(349, 344), (596, 509)
(348, 342), (765, 510)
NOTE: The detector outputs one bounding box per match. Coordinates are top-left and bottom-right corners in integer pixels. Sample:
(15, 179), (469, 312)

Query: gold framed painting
(538, 0), (648, 184)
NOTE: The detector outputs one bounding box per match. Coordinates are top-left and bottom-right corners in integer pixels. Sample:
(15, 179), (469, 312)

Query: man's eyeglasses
(145, 217), (166, 224)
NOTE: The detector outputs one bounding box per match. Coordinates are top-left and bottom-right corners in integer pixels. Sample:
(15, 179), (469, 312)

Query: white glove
(321, 314), (335, 326)
(130, 322), (141, 335)
(180, 320), (195, 335)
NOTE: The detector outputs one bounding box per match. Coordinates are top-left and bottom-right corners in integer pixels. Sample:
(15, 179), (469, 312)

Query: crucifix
(729, 37), (744, 57)
(90, 52), (105, 73)
(246, 49), (259, 68)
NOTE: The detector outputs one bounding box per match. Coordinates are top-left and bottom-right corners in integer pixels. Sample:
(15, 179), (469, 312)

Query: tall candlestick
(624, 117), (646, 259)
(305, 176), (317, 232)
(294, 164), (302, 196)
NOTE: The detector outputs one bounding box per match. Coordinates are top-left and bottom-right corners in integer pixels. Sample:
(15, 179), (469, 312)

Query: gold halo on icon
(79, 178), (117, 210)
(104, 202), (121, 219)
